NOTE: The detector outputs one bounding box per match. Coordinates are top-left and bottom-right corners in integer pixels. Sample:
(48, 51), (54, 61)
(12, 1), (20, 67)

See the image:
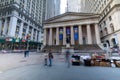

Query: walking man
(48, 50), (54, 66)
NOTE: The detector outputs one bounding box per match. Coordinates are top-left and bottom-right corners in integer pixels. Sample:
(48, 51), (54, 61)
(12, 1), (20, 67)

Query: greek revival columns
(78, 25), (83, 44)
(19, 22), (24, 38)
(43, 28), (47, 45)
(0, 20), (2, 35)
(3, 18), (7, 35)
(45, 23), (100, 46)
(95, 24), (101, 44)
(63, 27), (66, 45)
(87, 24), (92, 44)
(56, 27), (59, 45)
(31, 28), (34, 40)
(49, 28), (53, 45)
(8, 16), (17, 37)
(35, 30), (38, 41)
(71, 26), (75, 45)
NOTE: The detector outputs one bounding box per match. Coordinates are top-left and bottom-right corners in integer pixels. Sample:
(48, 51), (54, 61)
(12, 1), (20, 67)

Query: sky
(60, 0), (67, 14)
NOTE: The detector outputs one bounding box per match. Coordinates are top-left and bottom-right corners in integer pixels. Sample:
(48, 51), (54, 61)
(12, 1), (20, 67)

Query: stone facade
(43, 12), (101, 46)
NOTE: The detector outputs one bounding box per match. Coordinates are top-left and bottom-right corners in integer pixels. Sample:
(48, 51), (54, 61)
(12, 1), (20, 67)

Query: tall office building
(83, 0), (120, 48)
(0, 0), (46, 50)
(66, 0), (82, 12)
(83, 0), (112, 13)
(45, 0), (60, 20)
(54, 0), (60, 16)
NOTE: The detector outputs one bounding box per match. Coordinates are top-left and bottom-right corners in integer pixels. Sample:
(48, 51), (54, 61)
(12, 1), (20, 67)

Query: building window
(108, 5), (111, 10)
(110, 23), (114, 33)
(99, 24), (102, 29)
(100, 31), (103, 37)
(104, 28), (108, 35)
(103, 21), (106, 26)
(109, 16), (112, 21)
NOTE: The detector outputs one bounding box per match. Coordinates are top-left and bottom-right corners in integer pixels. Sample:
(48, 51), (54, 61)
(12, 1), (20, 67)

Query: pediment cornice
(44, 12), (100, 24)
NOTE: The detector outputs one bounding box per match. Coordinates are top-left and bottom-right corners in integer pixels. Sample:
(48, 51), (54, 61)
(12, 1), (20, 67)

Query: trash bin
(84, 59), (91, 66)
(71, 54), (80, 66)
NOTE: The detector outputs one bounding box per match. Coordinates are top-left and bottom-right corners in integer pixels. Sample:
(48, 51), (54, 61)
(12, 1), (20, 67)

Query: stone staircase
(43, 45), (65, 52)
(72, 45), (104, 53)
(42, 44), (104, 53)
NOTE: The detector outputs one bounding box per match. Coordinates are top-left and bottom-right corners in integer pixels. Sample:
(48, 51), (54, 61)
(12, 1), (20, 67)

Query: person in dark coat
(48, 51), (54, 66)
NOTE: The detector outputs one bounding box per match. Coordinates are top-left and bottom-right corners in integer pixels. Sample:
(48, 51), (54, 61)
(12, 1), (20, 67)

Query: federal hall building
(43, 12), (102, 52)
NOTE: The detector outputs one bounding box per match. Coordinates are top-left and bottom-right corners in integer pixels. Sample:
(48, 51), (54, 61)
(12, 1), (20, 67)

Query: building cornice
(101, 28), (120, 39)
(44, 17), (99, 24)
(44, 12), (100, 24)
(99, 4), (120, 23)
(44, 12), (100, 22)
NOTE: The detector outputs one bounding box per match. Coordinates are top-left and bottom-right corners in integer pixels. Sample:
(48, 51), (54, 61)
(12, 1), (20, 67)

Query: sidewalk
(0, 52), (66, 72)
(0, 52), (45, 72)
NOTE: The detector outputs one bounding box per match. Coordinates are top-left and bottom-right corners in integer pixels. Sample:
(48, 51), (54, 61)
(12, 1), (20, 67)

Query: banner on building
(66, 27), (70, 35)
(59, 28), (63, 40)
(74, 26), (78, 40)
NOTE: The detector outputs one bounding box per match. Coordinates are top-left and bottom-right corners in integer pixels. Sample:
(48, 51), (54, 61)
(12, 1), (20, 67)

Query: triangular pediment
(44, 12), (100, 23)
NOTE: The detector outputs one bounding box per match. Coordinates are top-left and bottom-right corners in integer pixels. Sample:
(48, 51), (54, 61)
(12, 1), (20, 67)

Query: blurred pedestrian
(44, 54), (48, 66)
(48, 50), (54, 66)
(27, 50), (29, 57)
(65, 50), (70, 68)
(24, 50), (29, 58)
(24, 50), (27, 58)
(111, 60), (116, 68)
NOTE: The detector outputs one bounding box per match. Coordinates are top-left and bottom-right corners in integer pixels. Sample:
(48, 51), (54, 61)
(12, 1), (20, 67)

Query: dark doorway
(83, 37), (86, 45)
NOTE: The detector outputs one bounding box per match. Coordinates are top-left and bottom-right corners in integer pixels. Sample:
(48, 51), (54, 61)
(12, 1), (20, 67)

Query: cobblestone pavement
(0, 53), (120, 80)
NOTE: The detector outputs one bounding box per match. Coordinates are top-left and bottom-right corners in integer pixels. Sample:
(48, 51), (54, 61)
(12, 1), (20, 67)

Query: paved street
(0, 52), (44, 71)
(0, 62), (120, 80)
(0, 53), (120, 80)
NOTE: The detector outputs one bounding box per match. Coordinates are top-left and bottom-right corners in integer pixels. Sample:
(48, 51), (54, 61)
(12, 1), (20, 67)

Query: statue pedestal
(66, 43), (70, 48)
(62, 44), (74, 53)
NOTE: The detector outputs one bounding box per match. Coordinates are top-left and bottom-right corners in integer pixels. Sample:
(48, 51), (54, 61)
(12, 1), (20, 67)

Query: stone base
(66, 43), (70, 48)
(62, 46), (74, 54)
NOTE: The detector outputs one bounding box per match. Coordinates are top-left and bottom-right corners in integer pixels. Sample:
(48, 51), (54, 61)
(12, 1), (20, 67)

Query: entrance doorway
(83, 37), (86, 45)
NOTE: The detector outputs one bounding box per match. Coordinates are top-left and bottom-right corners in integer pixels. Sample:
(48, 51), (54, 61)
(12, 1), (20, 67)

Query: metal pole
(27, 41), (29, 50)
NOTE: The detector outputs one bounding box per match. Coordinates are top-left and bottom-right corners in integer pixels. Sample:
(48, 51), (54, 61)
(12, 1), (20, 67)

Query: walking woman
(65, 50), (70, 68)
